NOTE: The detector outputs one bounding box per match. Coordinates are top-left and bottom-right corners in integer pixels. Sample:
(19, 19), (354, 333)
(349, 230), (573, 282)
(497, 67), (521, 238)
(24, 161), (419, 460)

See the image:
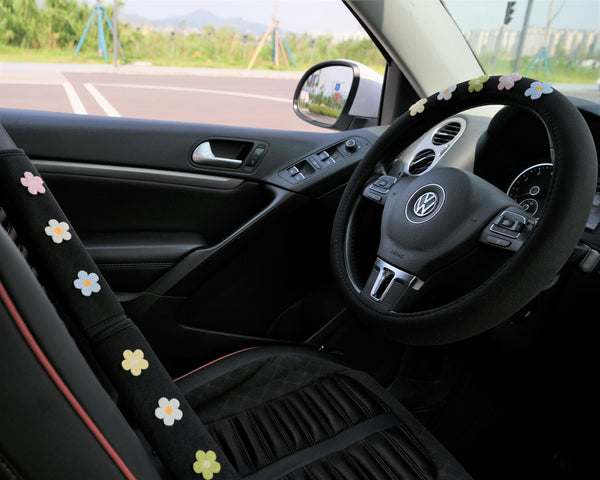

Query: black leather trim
(0, 452), (23, 480)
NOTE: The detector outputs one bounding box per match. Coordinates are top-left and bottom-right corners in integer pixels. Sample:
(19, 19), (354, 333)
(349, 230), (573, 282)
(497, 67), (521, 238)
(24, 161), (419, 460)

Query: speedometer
(506, 163), (553, 219)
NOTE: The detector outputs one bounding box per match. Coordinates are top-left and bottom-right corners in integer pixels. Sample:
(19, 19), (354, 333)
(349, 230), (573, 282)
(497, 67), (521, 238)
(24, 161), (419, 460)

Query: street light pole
(491, 24), (505, 74)
(491, 1), (517, 74)
(514, 0), (534, 73)
(112, 0), (118, 67)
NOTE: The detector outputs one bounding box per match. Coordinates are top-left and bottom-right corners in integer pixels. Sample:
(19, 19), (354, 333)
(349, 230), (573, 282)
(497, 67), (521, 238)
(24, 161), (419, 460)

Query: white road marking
(92, 82), (291, 103)
(84, 83), (121, 117)
(62, 82), (87, 114)
(0, 70), (87, 115)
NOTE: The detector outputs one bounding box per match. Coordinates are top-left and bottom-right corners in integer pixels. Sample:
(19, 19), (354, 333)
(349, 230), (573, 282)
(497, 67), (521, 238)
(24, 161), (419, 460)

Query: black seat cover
(178, 346), (471, 479)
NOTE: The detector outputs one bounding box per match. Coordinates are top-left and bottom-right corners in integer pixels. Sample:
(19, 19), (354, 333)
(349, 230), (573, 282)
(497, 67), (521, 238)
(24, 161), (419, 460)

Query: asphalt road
(1, 63), (599, 132)
(0, 63), (326, 132)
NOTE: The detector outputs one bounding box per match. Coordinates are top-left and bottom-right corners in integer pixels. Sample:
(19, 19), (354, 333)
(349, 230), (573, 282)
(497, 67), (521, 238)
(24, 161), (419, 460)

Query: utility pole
(513, 0), (534, 73)
(112, 0), (118, 67)
(247, 0), (296, 70)
(491, 1), (516, 74)
(525, 0), (561, 75)
(273, 0), (280, 69)
(75, 1), (125, 62)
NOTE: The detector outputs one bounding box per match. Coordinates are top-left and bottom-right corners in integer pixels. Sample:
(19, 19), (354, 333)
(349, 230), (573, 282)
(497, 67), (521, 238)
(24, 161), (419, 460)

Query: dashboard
(506, 163), (553, 219)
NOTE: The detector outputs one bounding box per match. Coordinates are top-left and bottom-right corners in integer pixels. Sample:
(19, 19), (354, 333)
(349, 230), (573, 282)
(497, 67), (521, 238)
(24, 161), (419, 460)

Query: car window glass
(443, 0), (599, 102)
(0, 0), (385, 131)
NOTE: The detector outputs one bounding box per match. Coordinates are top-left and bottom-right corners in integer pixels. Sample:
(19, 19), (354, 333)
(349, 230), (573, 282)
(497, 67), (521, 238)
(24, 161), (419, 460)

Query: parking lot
(0, 63), (325, 132)
(2, 63), (598, 132)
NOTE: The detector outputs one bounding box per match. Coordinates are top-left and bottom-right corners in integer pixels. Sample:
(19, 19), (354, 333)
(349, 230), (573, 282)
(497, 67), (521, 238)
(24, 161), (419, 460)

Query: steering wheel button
(370, 184), (390, 194)
(500, 218), (516, 228)
(490, 224), (520, 238)
(366, 191), (383, 202)
(376, 175), (397, 188)
(486, 235), (511, 248)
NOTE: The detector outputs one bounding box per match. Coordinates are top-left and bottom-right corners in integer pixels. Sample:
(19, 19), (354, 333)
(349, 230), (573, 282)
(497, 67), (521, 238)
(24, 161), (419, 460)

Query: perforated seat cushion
(177, 346), (472, 480)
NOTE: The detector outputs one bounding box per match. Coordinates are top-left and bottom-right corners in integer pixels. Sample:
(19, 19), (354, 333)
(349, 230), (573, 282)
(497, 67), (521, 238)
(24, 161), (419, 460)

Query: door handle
(192, 141), (242, 168)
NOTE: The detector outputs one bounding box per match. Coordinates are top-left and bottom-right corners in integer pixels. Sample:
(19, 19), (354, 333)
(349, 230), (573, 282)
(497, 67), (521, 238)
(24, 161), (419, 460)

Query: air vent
(432, 121), (462, 145)
(408, 149), (436, 175)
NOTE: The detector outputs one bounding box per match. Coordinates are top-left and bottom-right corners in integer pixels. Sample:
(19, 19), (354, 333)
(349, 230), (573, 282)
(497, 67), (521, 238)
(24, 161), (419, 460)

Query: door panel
(36, 163), (274, 293)
(1, 108), (357, 374)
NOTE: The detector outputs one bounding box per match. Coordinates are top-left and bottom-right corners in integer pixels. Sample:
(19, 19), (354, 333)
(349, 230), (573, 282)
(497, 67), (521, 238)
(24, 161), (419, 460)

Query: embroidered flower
(497, 73), (522, 91)
(121, 349), (149, 376)
(20, 171), (45, 195)
(154, 397), (183, 426)
(44, 219), (72, 244)
(468, 75), (489, 93)
(409, 98), (427, 116)
(524, 81), (554, 100)
(193, 450), (221, 479)
(73, 270), (101, 296)
(437, 84), (457, 101)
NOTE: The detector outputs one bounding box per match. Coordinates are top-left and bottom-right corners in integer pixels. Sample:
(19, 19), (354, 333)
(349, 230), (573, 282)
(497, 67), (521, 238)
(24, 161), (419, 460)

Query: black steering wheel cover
(331, 75), (597, 345)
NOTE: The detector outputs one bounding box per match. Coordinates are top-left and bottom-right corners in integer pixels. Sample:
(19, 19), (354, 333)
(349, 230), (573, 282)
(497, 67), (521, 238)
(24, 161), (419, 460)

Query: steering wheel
(331, 75), (597, 345)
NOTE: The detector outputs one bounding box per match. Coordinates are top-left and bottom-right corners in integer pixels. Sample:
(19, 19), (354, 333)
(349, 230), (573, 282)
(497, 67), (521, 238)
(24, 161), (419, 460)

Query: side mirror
(293, 60), (383, 131)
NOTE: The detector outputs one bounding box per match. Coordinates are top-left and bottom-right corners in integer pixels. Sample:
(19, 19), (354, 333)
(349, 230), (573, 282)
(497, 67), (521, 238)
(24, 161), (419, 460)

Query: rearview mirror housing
(293, 60), (383, 131)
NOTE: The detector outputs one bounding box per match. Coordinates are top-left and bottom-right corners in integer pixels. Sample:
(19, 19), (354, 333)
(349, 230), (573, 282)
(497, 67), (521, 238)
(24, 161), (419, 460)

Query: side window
(0, 0), (385, 131)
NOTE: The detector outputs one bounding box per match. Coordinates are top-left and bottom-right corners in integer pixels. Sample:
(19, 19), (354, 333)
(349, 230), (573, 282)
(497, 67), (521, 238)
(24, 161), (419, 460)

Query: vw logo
(405, 184), (445, 223)
(413, 192), (438, 217)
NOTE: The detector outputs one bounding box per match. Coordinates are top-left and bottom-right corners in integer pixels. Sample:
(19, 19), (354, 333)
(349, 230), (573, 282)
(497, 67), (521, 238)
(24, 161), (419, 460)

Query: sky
(116, 0), (365, 33)
(95, 0), (600, 33)
(444, 0), (600, 31)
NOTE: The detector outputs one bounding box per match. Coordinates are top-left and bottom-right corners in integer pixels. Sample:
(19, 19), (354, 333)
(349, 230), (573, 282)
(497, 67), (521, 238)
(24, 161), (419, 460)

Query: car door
(0, 102), (382, 375)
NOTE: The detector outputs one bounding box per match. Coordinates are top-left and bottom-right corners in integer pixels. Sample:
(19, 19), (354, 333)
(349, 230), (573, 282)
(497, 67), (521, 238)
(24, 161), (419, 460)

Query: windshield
(443, 0), (599, 102)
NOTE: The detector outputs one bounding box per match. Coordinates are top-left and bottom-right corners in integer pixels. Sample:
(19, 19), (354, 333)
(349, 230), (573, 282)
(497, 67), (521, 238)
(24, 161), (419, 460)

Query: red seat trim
(0, 280), (137, 480)
(174, 346), (258, 382)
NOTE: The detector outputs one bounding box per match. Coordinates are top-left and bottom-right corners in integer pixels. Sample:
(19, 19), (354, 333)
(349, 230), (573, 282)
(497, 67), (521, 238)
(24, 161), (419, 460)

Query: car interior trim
(33, 159), (243, 190)
(142, 185), (299, 299)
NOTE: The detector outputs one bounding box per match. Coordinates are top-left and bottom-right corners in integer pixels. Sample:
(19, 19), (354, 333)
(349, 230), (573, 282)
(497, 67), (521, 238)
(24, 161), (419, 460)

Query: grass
(0, 43), (379, 74)
(0, 45), (596, 83)
(0, 45), (115, 65)
(0, 44), (358, 72)
(478, 53), (599, 84)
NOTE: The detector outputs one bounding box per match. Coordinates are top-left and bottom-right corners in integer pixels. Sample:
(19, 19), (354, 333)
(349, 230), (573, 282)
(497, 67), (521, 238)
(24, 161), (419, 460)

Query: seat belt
(0, 128), (239, 480)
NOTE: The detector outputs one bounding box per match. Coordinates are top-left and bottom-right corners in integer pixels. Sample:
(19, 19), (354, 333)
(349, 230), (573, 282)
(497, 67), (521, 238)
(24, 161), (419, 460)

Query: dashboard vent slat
(408, 149), (436, 175)
(432, 121), (462, 145)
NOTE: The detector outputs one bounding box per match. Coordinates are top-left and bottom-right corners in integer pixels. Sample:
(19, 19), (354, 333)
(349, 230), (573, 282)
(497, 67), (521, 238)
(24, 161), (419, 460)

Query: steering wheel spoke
(362, 174), (398, 205)
(361, 258), (424, 312)
(479, 207), (536, 252)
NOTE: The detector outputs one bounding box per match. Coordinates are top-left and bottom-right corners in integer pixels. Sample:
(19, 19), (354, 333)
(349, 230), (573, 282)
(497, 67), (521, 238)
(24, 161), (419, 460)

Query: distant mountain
(121, 9), (270, 36)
